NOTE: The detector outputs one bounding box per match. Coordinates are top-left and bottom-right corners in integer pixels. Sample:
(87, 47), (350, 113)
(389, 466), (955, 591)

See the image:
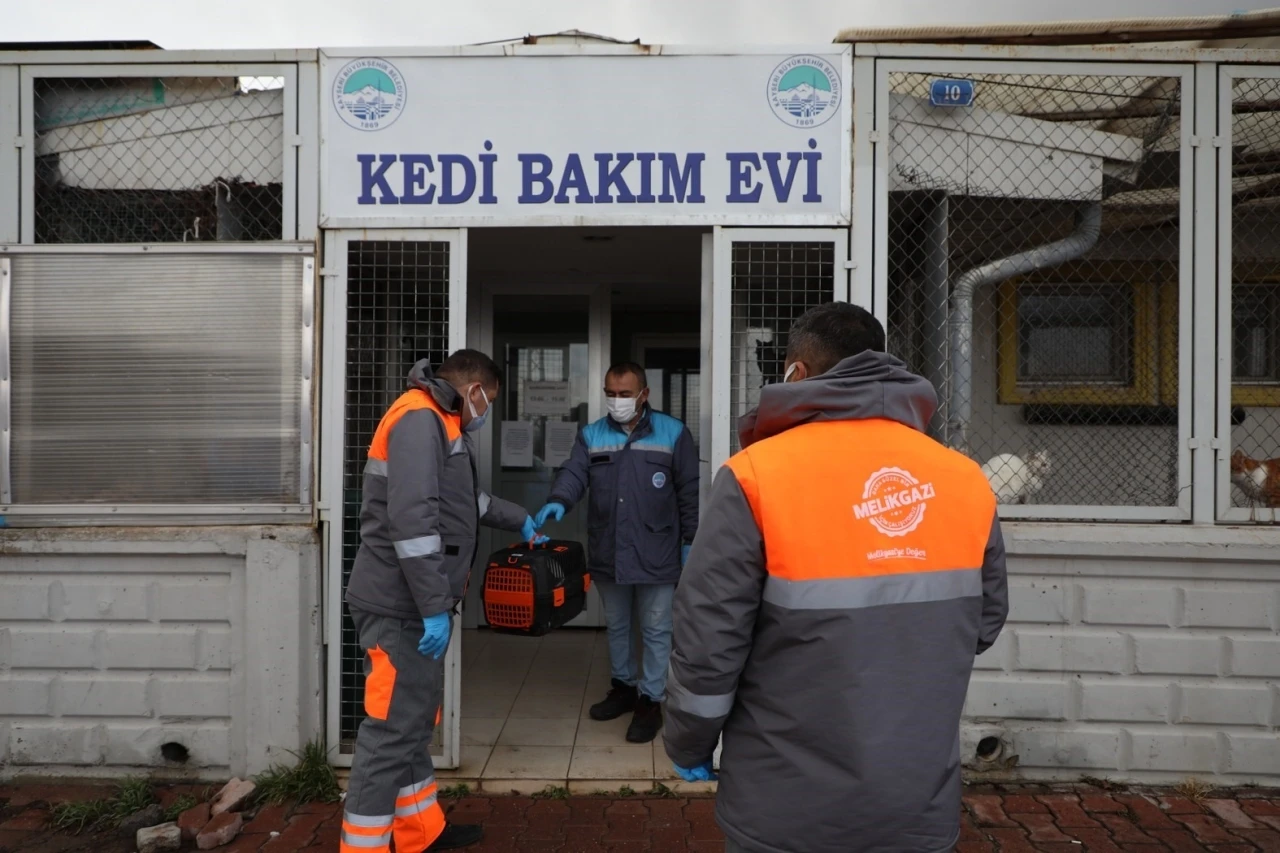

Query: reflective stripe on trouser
(344, 606), (447, 853)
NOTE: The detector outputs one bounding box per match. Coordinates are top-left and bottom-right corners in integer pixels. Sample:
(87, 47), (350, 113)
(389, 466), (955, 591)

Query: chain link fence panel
(33, 76), (285, 243)
(1226, 75), (1280, 517)
(886, 70), (1185, 510)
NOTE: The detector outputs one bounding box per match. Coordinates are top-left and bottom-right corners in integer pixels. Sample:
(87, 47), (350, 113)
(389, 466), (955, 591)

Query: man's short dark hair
(438, 349), (503, 388)
(785, 302), (886, 376)
(605, 361), (648, 389)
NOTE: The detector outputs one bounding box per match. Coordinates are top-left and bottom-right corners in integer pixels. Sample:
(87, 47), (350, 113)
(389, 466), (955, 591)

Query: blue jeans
(594, 577), (676, 702)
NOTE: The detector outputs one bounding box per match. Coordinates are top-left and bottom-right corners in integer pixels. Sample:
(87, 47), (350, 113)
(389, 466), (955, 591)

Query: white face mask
(463, 385), (490, 433)
(606, 396), (638, 423)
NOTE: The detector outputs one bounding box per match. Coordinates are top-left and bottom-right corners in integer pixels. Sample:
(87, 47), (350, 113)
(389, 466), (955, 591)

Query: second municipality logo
(332, 58), (406, 131)
(767, 55), (841, 129)
(853, 467), (935, 538)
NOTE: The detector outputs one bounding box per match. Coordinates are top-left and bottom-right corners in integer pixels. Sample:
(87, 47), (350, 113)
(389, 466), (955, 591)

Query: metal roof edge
(835, 8), (1280, 46)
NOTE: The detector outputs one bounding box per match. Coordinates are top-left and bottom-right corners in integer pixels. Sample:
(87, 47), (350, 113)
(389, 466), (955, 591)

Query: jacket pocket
(587, 454), (616, 529)
(641, 519), (680, 575)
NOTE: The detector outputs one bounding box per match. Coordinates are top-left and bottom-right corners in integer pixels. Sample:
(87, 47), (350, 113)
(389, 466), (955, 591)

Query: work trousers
(341, 607), (447, 853)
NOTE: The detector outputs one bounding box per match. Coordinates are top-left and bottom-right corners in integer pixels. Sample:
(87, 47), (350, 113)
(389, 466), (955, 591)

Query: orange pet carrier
(482, 540), (590, 637)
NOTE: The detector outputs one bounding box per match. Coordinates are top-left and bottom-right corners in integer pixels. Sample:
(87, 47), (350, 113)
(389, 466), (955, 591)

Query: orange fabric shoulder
(368, 389), (462, 461)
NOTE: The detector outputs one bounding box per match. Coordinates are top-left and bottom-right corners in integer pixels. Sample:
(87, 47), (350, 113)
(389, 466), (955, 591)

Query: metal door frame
(1216, 64), (1280, 524)
(320, 227), (467, 770)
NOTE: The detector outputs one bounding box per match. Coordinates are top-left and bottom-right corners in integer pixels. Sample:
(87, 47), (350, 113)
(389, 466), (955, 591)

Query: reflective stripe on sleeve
(394, 535), (442, 559)
(364, 458), (388, 477)
(762, 568), (982, 611)
(665, 668), (735, 719)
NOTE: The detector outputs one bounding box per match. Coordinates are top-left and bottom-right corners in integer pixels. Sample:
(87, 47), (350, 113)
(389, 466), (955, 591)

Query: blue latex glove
(681, 544), (691, 566)
(418, 613), (451, 659)
(673, 762), (717, 782)
(520, 515), (550, 545)
(534, 502), (566, 528)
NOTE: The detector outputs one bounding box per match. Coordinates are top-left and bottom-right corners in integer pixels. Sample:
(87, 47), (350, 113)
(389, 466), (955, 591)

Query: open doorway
(455, 227), (704, 785)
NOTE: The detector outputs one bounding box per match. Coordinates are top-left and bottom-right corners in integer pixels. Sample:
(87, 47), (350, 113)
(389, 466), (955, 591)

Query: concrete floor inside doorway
(445, 629), (712, 794)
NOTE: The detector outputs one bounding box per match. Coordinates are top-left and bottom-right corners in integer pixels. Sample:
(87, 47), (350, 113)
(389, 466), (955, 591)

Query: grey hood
(408, 358), (464, 415)
(737, 350), (938, 449)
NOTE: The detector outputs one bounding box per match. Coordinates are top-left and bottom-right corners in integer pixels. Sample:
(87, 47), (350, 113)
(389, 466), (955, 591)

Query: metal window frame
(321, 228), (468, 771)
(18, 62), (300, 244)
(870, 57), (1197, 523)
(0, 65), (18, 243)
(1216, 64), (1280, 523)
(709, 227), (851, 473)
(0, 242), (315, 523)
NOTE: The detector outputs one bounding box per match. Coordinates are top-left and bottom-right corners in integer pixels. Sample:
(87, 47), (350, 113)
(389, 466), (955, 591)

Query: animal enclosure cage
(882, 66), (1189, 515)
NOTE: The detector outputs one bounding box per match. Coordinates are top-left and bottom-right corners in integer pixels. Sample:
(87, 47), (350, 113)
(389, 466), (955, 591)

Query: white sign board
(524, 381), (571, 417)
(320, 51), (850, 226)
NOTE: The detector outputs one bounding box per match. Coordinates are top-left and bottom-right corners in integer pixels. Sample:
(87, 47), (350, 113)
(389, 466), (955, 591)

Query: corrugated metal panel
(8, 252), (306, 505)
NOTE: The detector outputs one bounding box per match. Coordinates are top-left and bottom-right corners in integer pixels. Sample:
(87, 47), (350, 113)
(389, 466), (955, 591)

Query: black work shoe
(589, 679), (639, 721)
(428, 822), (484, 850)
(625, 695), (664, 743)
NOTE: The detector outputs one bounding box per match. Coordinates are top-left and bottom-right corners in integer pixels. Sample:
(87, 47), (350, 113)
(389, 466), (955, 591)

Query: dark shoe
(625, 695), (663, 743)
(590, 679), (638, 721)
(428, 822), (484, 850)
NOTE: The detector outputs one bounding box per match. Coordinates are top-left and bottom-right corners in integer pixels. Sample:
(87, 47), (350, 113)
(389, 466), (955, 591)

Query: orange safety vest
(726, 417), (995, 586)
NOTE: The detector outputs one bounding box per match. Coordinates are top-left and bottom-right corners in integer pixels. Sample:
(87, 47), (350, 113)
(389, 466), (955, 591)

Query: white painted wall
(962, 523), (1280, 784)
(0, 526), (321, 781)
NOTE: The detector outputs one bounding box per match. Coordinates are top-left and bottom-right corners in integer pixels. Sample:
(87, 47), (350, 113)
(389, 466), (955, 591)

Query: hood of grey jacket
(409, 358), (466, 414)
(737, 350), (938, 448)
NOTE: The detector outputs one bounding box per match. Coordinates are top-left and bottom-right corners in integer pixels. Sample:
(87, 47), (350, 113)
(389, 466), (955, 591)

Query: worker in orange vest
(664, 302), (1009, 853)
(342, 350), (545, 853)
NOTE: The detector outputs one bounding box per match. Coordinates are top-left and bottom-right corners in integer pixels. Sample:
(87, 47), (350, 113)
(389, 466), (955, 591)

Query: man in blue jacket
(534, 362), (699, 743)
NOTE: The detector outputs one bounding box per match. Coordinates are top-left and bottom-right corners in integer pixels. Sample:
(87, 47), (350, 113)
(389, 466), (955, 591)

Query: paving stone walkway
(2, 783), (1280, 851)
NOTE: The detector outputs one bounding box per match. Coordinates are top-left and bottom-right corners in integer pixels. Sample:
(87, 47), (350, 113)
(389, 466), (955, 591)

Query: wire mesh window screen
(32, 76), (286, 243)
(341, 241), (452, 745)
(885, 70), (1184, 509)
(8, 252), (305, 504)
(729, 241), (835, 455)
(1227, 76), (1280, 515)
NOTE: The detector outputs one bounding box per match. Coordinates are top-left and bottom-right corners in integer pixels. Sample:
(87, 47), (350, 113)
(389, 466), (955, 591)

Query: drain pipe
(948, 203), (1104, 453)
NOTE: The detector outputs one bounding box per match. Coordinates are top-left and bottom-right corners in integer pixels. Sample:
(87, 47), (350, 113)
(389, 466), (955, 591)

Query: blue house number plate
(930, 79), (976, 108)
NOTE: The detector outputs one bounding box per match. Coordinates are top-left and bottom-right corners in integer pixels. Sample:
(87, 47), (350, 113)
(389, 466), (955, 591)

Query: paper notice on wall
(501, 421), (534, 468)
(524, 381), (570, 416)
(544, 421), (579, 469)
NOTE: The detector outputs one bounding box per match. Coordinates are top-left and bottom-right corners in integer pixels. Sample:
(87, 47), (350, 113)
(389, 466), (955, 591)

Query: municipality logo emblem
(333, 58), (406, 131)
(853, 467), (935, 538)
(652, 472), (667, 489)
(767, 55), (841, 129)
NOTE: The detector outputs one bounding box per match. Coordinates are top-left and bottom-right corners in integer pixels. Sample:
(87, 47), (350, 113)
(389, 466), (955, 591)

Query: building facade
(1, 29), (1279, 785)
